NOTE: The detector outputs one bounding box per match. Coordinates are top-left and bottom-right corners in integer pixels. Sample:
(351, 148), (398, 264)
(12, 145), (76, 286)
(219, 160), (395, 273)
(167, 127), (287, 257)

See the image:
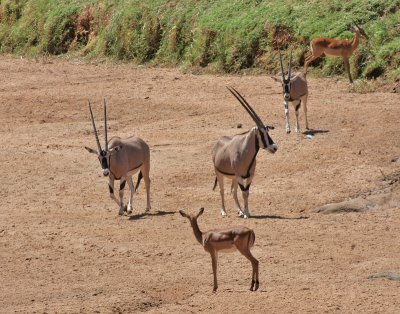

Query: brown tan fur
(179, 208), (259, 292)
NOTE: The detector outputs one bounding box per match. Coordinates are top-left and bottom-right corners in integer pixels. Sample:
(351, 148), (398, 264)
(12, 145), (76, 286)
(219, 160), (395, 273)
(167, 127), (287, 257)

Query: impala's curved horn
(227, 87), (264, 129)
(88, 100), (102, 153)
(104, 99), (108, 151)
(288, 50), (292, 80)
(279, 50), (285, 81)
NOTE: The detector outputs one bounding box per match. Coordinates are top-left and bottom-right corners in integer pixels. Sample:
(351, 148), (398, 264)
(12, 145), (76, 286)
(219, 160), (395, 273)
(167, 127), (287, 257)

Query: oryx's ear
(270, 76), (281, 83)
(84, 146), (98, 154)
(179, 210), (189, 218)
(196, 207), (205, 218)
(109, 145), (122, 154)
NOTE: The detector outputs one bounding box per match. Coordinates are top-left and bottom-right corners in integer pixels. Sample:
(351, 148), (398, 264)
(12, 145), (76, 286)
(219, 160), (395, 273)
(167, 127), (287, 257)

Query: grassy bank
(0, 0), (399, 79)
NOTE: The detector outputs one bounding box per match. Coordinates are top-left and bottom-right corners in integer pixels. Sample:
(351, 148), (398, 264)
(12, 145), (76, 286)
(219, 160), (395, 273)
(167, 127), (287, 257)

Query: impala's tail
(248, 230), (256, 248)
(135, 171), (143, 191)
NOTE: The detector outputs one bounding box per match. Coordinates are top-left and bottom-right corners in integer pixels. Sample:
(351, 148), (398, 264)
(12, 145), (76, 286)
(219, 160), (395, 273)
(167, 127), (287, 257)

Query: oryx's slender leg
(284, 101), (291, 133)
(216, 172), (227, 216)
(294, 100), (302, 133)
(118, 177), (127, 216)
(210, 250), (218, 292)
(238, 176), (252, 218)
(126, 176), (135, 214)
(141, 166), (151, 211)
(108, 176), (120, 207)
(231, 179), (243, 216)
(302, 95), (309, 130)
(237, 244), (259, 291)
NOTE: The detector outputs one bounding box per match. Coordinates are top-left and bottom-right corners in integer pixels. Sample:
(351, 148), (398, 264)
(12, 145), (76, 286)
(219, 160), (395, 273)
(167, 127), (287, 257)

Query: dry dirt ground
(1, 56), (399, 313)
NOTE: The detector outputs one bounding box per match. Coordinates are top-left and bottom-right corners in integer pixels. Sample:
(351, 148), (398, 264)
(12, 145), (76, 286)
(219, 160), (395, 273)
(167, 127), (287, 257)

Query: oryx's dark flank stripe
(215, 167), (235, 176)
(295, 101), (301, 111)
(109, 185), (114, 194)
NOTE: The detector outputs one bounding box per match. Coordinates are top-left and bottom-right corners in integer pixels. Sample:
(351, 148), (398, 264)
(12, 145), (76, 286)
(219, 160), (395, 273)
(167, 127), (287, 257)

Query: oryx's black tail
(135, 171), (143, 191)
(212, 177), (218, 191)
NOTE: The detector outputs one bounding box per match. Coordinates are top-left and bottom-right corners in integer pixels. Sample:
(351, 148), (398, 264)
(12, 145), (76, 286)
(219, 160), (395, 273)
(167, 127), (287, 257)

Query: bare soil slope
(0, 56), (399, 313)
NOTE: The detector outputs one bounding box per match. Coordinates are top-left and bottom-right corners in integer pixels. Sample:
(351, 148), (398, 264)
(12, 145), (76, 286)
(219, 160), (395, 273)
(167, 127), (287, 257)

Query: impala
(85, 100), (151, 215)
(304, 24), (369, 83)
(179, 208), (259, 292)
(212, 87), (277, 219)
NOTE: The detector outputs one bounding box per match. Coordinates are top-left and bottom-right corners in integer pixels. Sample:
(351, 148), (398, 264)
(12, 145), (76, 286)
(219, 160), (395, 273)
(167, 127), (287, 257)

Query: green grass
(0, 0), (399, 79)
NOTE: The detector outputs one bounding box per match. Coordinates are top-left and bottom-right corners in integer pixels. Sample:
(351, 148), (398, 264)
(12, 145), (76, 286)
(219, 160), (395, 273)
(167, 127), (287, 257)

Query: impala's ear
(179, 210), (189, 218)
(85, 146), (97, 154)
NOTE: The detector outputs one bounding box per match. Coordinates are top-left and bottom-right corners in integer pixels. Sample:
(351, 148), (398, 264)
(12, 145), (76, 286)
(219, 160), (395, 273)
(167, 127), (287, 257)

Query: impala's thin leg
(294, 100), (301, 133)
(237, 245), (259, 291)
(108, 176), (120, 207)
(126, 176), (135, 214)
(216, 172), (226, 216)
(304, 54), (318, 74)
(210, 250), (218, 292)
(343, 57), (353, 83)
(118, 177), (127, 216)
(231, 179), (243, 216)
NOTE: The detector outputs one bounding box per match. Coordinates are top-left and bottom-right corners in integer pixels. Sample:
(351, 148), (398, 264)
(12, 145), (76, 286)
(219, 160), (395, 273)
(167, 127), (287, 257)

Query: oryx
(212, 87), (277, 219)
(85, 100), (151, 215)
(272, 51), (309, 133)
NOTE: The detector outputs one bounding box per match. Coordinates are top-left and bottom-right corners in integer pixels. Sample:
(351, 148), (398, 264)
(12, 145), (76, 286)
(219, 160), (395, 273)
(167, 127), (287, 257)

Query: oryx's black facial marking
(258, 128), (275, 149)
(99, 150), (109, 169)
(120, 180), (126, 190)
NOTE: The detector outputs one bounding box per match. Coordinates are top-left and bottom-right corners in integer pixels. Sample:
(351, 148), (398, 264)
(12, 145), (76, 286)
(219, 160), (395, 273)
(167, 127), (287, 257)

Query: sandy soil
(0, 56), (399, 313)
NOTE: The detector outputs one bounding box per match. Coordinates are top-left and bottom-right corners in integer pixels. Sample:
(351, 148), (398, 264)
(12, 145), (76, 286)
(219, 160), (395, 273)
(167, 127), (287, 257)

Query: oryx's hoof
(126, 207), (133, 215)
(119, 205), (127, 216)
(220, 209), (227, 217)
(144, 207), (150, 213)
(286, 129), (291, 134)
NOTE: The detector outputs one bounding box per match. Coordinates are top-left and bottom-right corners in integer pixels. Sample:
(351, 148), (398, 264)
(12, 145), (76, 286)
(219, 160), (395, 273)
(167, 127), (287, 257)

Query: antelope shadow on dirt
(128, 210), (175, 220)
(250, 214), (309, 220)
(303, 129), (329, 136)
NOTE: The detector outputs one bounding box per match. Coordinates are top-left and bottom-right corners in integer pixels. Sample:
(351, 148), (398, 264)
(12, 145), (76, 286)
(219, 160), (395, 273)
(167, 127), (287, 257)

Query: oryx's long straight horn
(88, 100), (102, 153)
(227, 87), (264, 129)
(104, 99), (108, 151)
(288, 50), (292, 80)
(279, 50), (285, 81)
